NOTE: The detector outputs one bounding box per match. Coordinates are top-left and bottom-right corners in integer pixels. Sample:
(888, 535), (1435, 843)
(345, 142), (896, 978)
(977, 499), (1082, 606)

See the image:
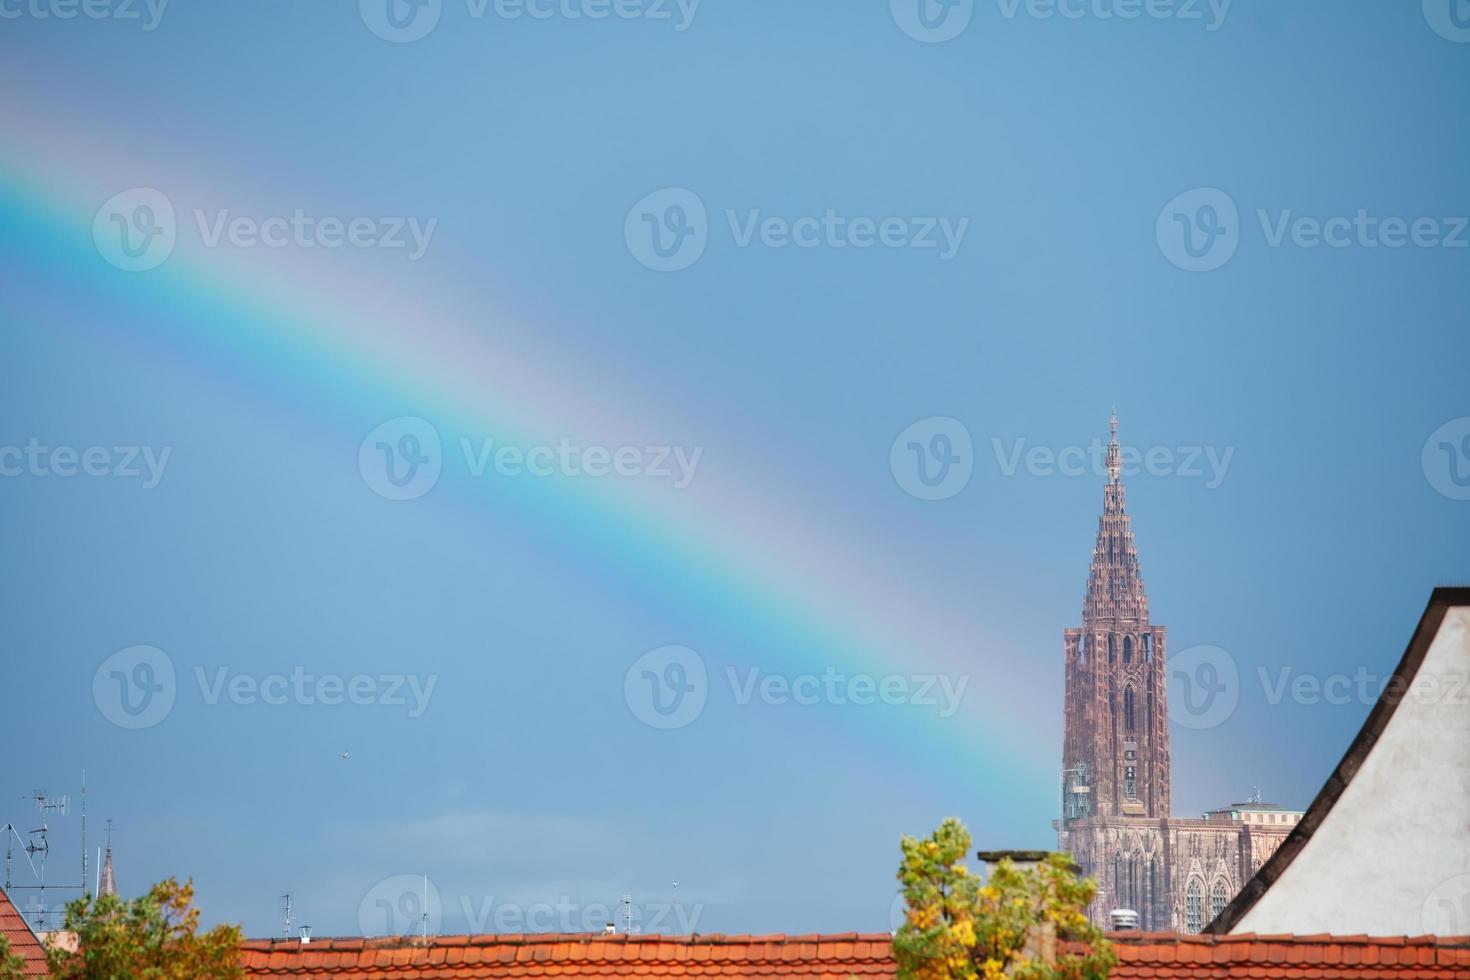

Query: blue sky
(1, 0), (1468, 939)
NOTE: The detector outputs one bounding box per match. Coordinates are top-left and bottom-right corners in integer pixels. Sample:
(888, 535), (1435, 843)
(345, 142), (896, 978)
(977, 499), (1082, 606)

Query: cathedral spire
(1084, 411), (1148, 625)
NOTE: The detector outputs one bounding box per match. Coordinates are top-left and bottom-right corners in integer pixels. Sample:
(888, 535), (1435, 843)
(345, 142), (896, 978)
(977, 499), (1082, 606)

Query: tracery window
(1211, 879), (1229, 921)
(1186, 879), (1203, 932)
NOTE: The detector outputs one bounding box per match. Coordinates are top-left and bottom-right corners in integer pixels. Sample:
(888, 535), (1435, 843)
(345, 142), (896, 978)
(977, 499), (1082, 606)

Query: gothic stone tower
(1056, 412), (1175, 931)
(1060, 412), (1170, 823)
(1055, 415), (1295, 933)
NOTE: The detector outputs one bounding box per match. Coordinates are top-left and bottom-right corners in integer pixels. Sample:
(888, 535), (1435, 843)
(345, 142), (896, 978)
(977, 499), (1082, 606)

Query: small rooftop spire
(98, 820), (116, 898)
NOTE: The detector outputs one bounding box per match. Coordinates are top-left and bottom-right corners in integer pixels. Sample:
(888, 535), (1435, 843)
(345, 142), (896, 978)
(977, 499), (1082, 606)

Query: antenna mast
(281, 894), (293, 939)
(80, 772), (87, 897)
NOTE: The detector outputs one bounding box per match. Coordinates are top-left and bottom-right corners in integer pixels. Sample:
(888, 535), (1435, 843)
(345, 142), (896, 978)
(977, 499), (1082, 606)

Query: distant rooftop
(1206, 801), (1301, 812)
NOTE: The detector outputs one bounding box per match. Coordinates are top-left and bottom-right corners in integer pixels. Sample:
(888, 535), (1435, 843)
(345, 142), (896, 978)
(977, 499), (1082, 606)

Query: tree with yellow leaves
(46, 877), (243, 980)
(894, 818), (1115, 980)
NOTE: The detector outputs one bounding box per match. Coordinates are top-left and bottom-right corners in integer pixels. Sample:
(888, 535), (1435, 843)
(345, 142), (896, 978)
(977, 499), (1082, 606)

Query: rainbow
(0, 100), (1056, 820)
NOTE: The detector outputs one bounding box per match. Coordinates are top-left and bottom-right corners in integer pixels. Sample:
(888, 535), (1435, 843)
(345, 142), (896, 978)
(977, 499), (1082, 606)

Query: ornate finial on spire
(1106, 409), (1121, 485)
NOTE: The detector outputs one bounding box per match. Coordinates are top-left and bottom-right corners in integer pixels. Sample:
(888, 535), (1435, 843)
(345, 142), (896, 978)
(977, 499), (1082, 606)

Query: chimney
(603, 923), (617, 935)
(975, 851), (1070, 966)
(975, 850), (1052, 878)
(1109, 909), (1139, 932)
(298, 926), (312, 944)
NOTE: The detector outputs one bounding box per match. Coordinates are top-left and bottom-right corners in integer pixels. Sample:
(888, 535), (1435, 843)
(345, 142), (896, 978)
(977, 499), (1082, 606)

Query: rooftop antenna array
(621, 895), (633, 936)
(281, 894), (293, 939)
(4, 774), (90, 932)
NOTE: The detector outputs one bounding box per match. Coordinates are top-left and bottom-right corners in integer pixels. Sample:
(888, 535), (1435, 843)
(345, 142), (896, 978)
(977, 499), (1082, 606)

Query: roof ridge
(240, 931), (899, 951)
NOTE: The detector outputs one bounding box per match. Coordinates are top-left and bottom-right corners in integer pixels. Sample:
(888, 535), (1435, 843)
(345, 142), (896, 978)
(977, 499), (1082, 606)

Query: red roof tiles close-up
(0, 889), (49, 978)
(238, 931), (1470, 980)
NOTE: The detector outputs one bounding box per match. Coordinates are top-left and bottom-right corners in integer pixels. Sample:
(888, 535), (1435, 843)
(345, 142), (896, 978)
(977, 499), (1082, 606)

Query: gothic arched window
(1186, 879), (1204, 932)
(1211, 879), (1229, 921)
(1108, 634), (1116, 662)
(1123, 636), (1133, 663)
(1124, 687), (1136, 732)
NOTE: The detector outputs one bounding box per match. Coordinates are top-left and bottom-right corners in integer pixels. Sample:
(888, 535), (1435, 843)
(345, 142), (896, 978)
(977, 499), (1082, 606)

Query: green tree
(894, 818), (1115, 980)
(46, 877), (243, 980)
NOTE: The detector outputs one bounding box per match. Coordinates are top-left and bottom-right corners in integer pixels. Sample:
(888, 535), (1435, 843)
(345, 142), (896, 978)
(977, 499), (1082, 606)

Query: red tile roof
(241, 933), (894, 979)
(0, 888), (49, 978)
(1108, 932), (1470, 978)
(239, 931), (1470, 979)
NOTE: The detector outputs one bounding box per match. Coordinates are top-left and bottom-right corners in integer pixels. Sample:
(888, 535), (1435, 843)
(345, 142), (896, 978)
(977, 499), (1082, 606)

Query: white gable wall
(1232, 607), (1470, 936)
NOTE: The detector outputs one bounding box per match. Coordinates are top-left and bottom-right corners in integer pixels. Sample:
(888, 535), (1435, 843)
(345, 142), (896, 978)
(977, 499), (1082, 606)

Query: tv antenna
(3, 774), (89, 931)
(281, 894), (293, 938)
(27, 792), (70, 818)
(620, 895), (634, 936)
